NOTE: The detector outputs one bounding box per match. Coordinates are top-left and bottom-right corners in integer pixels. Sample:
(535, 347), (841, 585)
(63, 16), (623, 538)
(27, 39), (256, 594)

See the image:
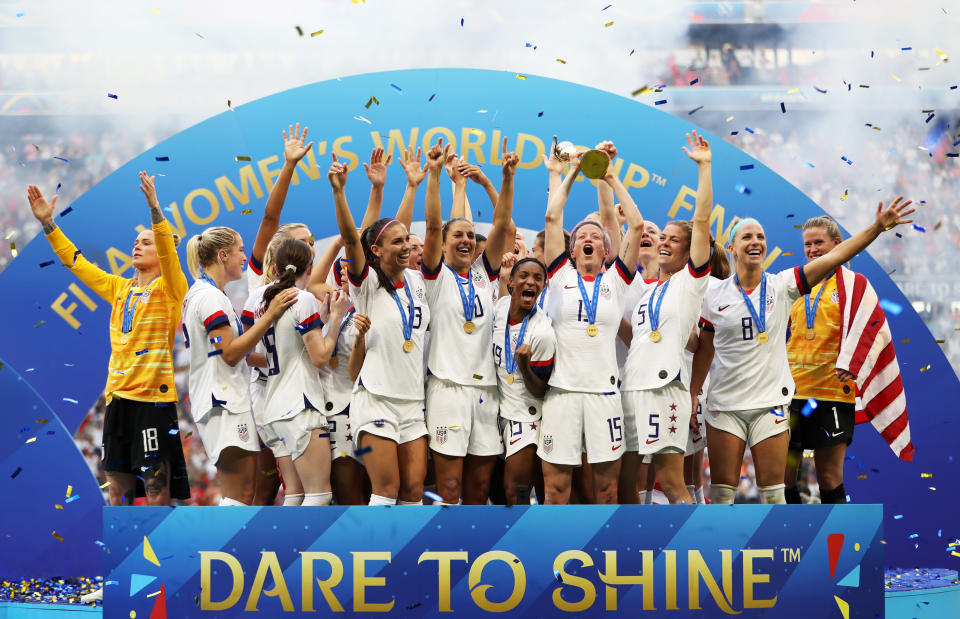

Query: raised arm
(802, 196), (915, 287)
(304, 290), (350, 368)
(595, 142), (622, 263)
(27, 185), (123, 302)
(328, 154), (365, 279)
(682, 131), (713, 269)
(308, 236), (344, 293)
(211, 288), (298, 367)
(600, 145), (642, 273)
(395, 146), (426, 230)
(543, 136), (564, 197)
(139, 171), (188, 301)
(689, 329), (715, 429)
(422, 138), (451, 273)
(483, 138), (519, 271)
(362, 147), (390, 227)
(445, 155), (470, 221)
(347, 313), (371, 381)
(459, 162), (499, 218)
(250, 123), (313, 268)
(544, 159), (581, 266)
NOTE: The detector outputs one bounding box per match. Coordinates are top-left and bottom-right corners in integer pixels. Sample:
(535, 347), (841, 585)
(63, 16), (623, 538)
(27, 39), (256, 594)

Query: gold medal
(507, 373), (515, 385)
(650, 330), (662, 343)
(329, 357), (339, 369)
(118, 335), (129, 346)
(463, 321), (476, 334)
(805, 331), (815, 340)
(757, 332), (769, 344)
(586, 324), (599, 337)
(403, 339), (415, 353)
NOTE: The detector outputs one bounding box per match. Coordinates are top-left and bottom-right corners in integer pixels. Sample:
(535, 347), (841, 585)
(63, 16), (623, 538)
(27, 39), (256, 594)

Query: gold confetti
(151, 7), (159, 14)
(631, 86), (654, 96)
(36, 419), (48, 424)
(470, 129), (483, 136)
(52, 531), (64, 542)
(920, 364), (931, 372)
(99, 481), (111, 489)
(34, 320), (45, 328)
(515, 74), (527, 80)
(782, 252), (794, 256)
(787, 88), (799, 94)
(235, 156), (251, 162)
(929, 487), (936, 491)
(604, 21), (614, 27)
(918, 146), (928, 151)
(901, 338), (911, 343)
(4, 230), (14, 240)
(295, 26), (303, 36)
(476, 109), (488, 113)
(952, 551), (960, 558)
(794, 225), (803, 229)
(726, 115), (734, 122)
(890, 73), (902, 82)
(146, 590), (161, 598)
(351, 0), (364, 3)
(556, 58), (566, 64)
(25, 437), (36, 444)
(55, 504), (63, 509)
(921, 473), (933, 478)
(10, 242), (17, 258)
(872, 126), (881, 131)
(841, 190), (849, 201)
(66, 485), (72, 498)
(857, 474), (867, 479)
(240, 209), (252, 215)
(936, 339), (945, 343)
(935, 47), (949, 65)
(364, 95), (379, 109)
(310, 29), (324, 37)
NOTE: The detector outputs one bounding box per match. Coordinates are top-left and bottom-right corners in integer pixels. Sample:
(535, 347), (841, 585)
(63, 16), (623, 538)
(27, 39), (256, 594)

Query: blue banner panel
(104, 505), (882, 617)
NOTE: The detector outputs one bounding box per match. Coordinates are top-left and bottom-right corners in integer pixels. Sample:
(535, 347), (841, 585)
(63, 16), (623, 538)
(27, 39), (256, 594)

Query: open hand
(139, 171), (160, 208)
(400, 146), (426, 186)
(363, 147), (391, 187)
(542, 135), (566, 175)
(682, 130), (711, 165)
(875, 196), (915, 231)
(283, 122), (313, 164)
(266, 288), (299, 320)
(26, 185), (57, 222)
(328, 153), (348, 190)
(445, 154), (468, 185)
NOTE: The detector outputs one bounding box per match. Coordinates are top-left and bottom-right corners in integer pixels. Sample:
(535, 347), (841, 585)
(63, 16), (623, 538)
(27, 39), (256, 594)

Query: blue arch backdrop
(0, 69), (956, 575)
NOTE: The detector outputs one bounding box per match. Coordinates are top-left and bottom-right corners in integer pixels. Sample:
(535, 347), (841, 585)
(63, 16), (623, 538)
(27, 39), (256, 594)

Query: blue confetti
(428, 93), (436, 102)
(770, 407), (785, 417)
(901, 46), (912, 51)
(951, 85), (958, 90)
(460, 17), (464, 26)
(65, 495), (79, 503)
(744, 127), (754, 134)
(841, 156), (853, 165)
(602, 4), (612, 9)
(734, 184), (751, 195)
(814, 86), (827, 94)
(39, 260), (55, 268)
(136, 349), (149, 356)
(780, 102), (786, 113)
(946, 153), (958, 157)
(912, 224), (927, 233)
(689, 78), (699, 85)
(925, 113), (935, 123)
(908, 533), (919, 539)
(629, 49), (634, 56)
(53, 156), (68, 163)
(801, 398), (818, 417)
(739, 164), (754, 170)
(107, 93), (118, 99)
(11, 467), (22, 479)
(56, 183), (62, 193)
(390, 83), (402, 94)
(537, 111), (543, 117)
(688, 105), (703, 115)
(155, 156), (169, 161)
(654, 99), (667, 105)
(168, 428), (179, 435)
(63, 397), (78, 404)
(730, 131), (739, 135)
(806, 161), (815, 168)
(317, 433), (331, 438)
(424, 491), (443, 503)
(879, 299), (903, 315)
(58, 206), (72, 217)
(554, 570), (563, 584)
(895, 233), (902, 238)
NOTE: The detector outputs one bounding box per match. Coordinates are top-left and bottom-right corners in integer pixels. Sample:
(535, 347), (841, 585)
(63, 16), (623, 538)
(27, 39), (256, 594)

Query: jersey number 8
(262, 327), (280, 375)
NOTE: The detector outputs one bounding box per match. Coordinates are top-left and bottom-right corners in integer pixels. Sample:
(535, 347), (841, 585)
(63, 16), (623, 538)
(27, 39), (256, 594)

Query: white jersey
(699, 267), (809, 412)
(258, 288), (326, 423)
(348, 265), (431, 400)
(491, 297), (556, 422)
(182, 280), (251, 421)
(622, 260), (711, 391)
(422, 253), (499, 385)
(318, 307), (359, 415)
(619, 276), (659, 372)
(546, 254), (635, 393)
(246, 255), (266, 291)
(241, 282), (271, 390)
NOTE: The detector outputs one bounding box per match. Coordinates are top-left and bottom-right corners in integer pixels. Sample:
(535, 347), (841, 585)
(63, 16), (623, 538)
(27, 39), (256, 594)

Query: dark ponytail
(361, 218), (401, 293)
(709, 236), (731, 279)
(262, 238), (312, 310)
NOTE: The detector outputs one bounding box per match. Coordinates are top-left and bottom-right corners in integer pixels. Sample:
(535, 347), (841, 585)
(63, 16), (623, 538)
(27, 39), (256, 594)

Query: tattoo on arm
(42, 219), (57, 234)
(150, 205), (164, 225)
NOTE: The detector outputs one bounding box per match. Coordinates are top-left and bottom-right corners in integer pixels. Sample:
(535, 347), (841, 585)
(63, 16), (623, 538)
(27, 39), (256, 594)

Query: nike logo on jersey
(692, 436), (702, 443)
(509, 438), (522, 445)
(830, 431), (844, 437)
(612, 444), (622, 451)
(645, 439), (658, 444)
(774, 418), (787, 424)
(564, 285), (578, 289)
(718, 304), (730, 311)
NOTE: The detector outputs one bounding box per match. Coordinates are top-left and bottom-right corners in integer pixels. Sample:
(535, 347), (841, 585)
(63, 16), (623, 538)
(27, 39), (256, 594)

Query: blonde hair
(802, 216), (842, 242)
(186, 226), (240, 280)
(261, 223), (308, 284)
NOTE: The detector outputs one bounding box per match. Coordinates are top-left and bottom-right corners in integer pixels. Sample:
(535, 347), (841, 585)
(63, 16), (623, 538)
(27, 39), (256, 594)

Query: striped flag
(835, 266), (914, 461)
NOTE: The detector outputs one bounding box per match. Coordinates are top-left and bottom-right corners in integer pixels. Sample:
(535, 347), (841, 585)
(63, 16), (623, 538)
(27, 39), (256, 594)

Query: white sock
(283, 493), (304, 506)
(397, 499), (423, 506)
(369, 494), (397, 506)
(710, 484), (737, 505)
(638, 490), (646, 504)
(695, 487), (705, 504)
(759, 484), (786, 505)
(302, 492), (333, 506)
(219, 497), (247, 506)
(686, 485), (696, 502)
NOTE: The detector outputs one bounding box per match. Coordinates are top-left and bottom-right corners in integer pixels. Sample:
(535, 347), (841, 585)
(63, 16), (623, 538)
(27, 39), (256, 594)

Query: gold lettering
(258, 155), (284, 192)
(742, 549), (777, 609)
(468, 551), (525, 612)
(52, 282), (98, 329)
(300, 551), (345, 612)
(333, 136), (359, 172)
(418, 551), (469, 612)
(599, 550), (654, 611)
(292, 144), (325, 185)
(688, 550), (740, 615)
(762, 247), (782, 271)
(215, 165), (264, 212)
(422, 126), (458, 153)
(352, 551), (394, 612)
(515, 133), (545, 170)
(622, 162), (650, 190)
(664, 550), (679, 610)
(106, 247), (133, 276)
(551, 550), (596, 612)
(668, 185), (696, 218)
(370, 129), (420, 164)
(183, 188), (220, 225)
(245, 551), (294, 611)
(200, 551), (244, 611)
(489, 130), (503, 164)
(460, 128), (486, 164)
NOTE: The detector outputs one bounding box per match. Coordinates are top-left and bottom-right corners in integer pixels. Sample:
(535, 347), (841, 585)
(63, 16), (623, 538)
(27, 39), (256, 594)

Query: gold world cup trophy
(553, 139), (609, 180)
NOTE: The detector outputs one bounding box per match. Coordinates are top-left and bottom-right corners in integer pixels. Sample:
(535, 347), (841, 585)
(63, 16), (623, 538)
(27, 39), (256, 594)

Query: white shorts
(622, 394), (639, 452)
(262, 408), (328, 462)
(685, 399), (707, 456)
(537, 389), (625, 465)
(329, 407), (363, 464)
(705, 404), (789, 447)
(249, 377), (269, 445)
(500, 417), (538, 459)
(625, 382), (691, 455)
(351, 387), (427, 447)
(195, 406), (260, 464)
(426, 377), (501, 457)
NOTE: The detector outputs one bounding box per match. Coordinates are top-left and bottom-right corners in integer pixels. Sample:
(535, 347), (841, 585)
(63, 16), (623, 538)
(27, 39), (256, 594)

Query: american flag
(835, 266), (914, 461)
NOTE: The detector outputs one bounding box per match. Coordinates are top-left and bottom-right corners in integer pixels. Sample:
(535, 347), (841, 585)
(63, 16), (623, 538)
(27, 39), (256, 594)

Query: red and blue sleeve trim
(481, 251), (499, 281)
(613, 257), (635, 284)
(347, 263), (369, 287)
(794, 265), (811, 295)
(420, 258), (443, 280)
(203, 310), (230, 333)
(296, 312), (323, 334)
(698, 316), (715, 332)
(248, 255), (263, 276)
(546, 253), (569, 279)
(240, 309), (256, 327)
(530, 357), (554, 377)
(687, 257), (711, 278)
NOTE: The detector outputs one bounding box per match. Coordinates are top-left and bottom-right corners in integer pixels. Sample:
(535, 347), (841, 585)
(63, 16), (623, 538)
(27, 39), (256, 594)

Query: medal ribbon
(803, 274), (831, 330)
(504, 308), (534, 376)
(445, 264), (476, 323)
(331, 306), (356, 360)
(121, 276), (158, 333)
(576, 271), (603, 328)
(734, 272), (767, 335)
(391, 276), (416, 342)
(648, 279), (670, 334)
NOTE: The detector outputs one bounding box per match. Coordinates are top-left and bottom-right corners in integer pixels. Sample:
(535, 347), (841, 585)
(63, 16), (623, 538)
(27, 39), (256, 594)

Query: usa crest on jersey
(436, 426), (448, 445)
(542, 434), (553, 453)
(237, 423), (249, 442)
